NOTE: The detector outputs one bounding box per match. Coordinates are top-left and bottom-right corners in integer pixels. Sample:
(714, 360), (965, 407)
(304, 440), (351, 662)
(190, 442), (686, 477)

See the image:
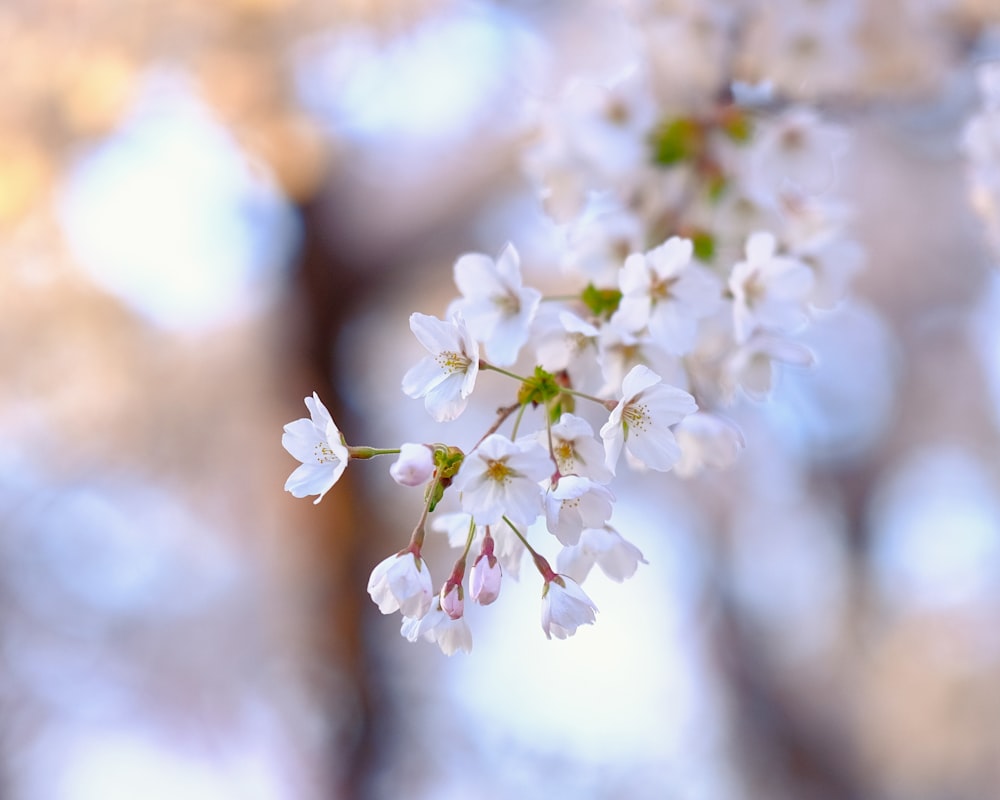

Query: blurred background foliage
(4, 1), (1000, 799)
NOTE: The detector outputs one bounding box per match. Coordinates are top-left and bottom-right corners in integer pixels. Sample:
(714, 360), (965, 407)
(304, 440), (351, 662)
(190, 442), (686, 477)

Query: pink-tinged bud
(440, 582), (465, 620)
(470, 553), (502, 605)
(390, 443), (435, 487)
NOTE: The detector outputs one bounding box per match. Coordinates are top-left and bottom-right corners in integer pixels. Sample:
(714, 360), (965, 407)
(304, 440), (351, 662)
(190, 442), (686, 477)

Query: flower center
(436, 350), (471, 374)
(493, 291), (521, 316)
(485, 458), (514, 484)
(650, 275), (679, 303)
(555, 440), (576, 471)
(314, 442), (342, 464)
(742, 270), (767, 306)
(623, 402), (651, 435)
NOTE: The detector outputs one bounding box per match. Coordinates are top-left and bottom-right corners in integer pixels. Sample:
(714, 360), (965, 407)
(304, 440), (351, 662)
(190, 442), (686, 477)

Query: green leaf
(691, 229), (716, 262)
(517, 366), (561, 408)
(649, 117), (703, 166)
(581, 283), (623, 319)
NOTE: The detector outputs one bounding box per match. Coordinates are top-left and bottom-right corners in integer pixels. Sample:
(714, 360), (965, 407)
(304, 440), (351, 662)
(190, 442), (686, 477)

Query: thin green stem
(544, 397), (558, 472)
(541, 294), (580, 302)
(480, 359), (616, 410)
(561, 387), (618, 410)
(502, 516), (539, 558)
(462, 517), (477, 560)
(478, 361), (529, 383)
(348, 446), (402, 459)
(510, 402), (529, 439)
(503, 516), (557, 582)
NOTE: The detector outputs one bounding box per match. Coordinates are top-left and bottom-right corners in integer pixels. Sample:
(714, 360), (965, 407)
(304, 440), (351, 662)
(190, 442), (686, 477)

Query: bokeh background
(4, 0), (1000, 798)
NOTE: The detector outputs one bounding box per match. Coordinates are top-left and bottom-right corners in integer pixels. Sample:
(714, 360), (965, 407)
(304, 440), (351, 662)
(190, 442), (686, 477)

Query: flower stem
(510, 402), (529, 439)
(560, 387), (618, 410)
(480, 360), (616, 410)
(479, 361), (529, 382)
(407, 481), (437, 552)
(541, 294), (580, 302)
(502, 516), (557, 581)
(462, 517), (477, 559)
(544, 397), (559, 474)
(349, 446), (402, 459)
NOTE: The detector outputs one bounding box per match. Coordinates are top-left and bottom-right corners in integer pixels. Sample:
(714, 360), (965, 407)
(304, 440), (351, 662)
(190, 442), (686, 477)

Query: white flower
(795, 236), (866, 310)
(751, 107), (849, 197)
(548, 413), (613, 484)
(448, 243), (541, 366)
(723, 333), (814, 401)
(545, 476), (615, 546)
(534, 309), (603, 394)
(729, 231), (814, 343)
(453, 434), (552, 527)
(366, 551), (433, 618)
(402, 313), (480, 422)
(390, 443), (435, 487)
(597, 317), (684, 396)
(540, 575), (598, 640)
(673, 412), (746, 478)
(556, 527), (647, 584)
(282, 392), (349, 505)
(615, 236), (721, 354)
(401, 598), (473, 656)
(600, 364), (697, 474)
(563, 197), (645, 284)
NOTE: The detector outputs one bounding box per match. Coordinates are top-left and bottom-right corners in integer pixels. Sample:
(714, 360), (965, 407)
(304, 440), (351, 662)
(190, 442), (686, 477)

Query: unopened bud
(440, 582), (465, 620)
(470, 552), (502, 605)
(390, 443), (435, 487)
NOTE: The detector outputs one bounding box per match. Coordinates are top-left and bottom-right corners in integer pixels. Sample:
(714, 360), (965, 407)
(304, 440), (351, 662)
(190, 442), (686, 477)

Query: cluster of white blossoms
(282, 5), (862, 655)
(963, 61), (1000, 262)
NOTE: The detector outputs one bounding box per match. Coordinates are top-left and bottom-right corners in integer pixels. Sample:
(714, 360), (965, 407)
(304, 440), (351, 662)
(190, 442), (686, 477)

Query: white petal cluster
(615, 236), (721, 354)
(448, 244), (542, 367)
(281, 393), (349, 505)
(367, 552), (433, 619)
(453, 434), (552, 528)
(402, 313), (480, 422)
(282, 1), (863, 656)
(541, 575), (599, 640)
(601, 365), (698, 474)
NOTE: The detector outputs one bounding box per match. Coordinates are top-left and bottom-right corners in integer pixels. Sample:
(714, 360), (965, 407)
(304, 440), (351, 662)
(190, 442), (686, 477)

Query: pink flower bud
(470, 552), (502, 606)
(390, 443), (435, 487)
(440, 582), (464, 620)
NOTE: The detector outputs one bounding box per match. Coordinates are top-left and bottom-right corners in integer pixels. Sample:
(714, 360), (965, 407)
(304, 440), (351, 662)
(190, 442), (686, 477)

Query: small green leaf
(425, 480), (446, 512)
(517, 366), (561, 408)
(691, 229), (716, 262)
(581, 283), (623, 319)
(649, 117), (703, 166)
